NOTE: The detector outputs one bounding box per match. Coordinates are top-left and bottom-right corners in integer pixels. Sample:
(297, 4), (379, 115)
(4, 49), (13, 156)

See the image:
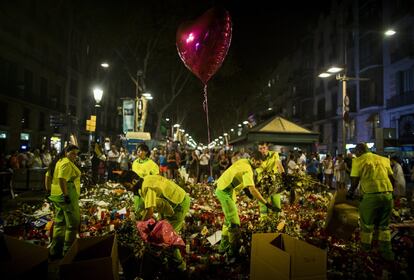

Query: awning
(125, 131), (151, 140)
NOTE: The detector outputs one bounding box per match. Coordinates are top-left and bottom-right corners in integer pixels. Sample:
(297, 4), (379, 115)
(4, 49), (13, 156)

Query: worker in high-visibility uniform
(120, 171), (190, 271)
(132, 143), (159, 178)
(45, 144), (81, 260)
(215, 150), (278, 256)
(347, 143), (395, 261)
(256, 142), (285, 217)
(130, 143), (159, 218)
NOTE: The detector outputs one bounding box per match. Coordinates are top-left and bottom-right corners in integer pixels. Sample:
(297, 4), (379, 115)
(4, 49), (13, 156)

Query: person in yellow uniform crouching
(45, 144), (81, 260)
(129, 143), (160, 220)
(256, 142), (285, 218)
(347, 143), (395, 261)
(132, 143), (159, 178)
(215, 150), (279, 256)
(120, 171), (190, 271)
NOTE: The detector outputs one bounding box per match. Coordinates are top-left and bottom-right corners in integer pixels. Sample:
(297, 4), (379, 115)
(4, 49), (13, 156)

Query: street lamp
(384, 29), (396, 37)
(93, 87), (103, 107)
(142, 92), (153, 100)
(223, 132), (229, 146)
(319, 68), (349, 155)
(93, 87), (104, 142)
(319, 68), (368, 155)
(100, 62), (110, 68)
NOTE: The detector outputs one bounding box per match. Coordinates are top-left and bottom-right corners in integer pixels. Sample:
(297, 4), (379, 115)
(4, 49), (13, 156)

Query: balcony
(386, 92), (414, 109)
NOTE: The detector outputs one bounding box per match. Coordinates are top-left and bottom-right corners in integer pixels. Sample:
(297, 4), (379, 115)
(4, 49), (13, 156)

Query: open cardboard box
(250, 233), (327, 280)
(0, 234), (48, 279)
(59, 234), (119, 280)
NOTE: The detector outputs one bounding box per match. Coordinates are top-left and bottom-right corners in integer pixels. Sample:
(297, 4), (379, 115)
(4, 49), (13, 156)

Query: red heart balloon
(176, 7), (232, 84)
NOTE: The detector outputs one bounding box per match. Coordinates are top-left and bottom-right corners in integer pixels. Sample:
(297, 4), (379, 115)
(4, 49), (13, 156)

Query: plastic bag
(137, 219), (185, 248)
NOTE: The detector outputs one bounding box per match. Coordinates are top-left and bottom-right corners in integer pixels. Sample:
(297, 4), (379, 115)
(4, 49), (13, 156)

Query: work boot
(177, 260), (187, 271)
(218, 236), (231, 253)
(380, 251), (395, 261)
(378, 241), (395, 261)
(360, 243), (371, 252)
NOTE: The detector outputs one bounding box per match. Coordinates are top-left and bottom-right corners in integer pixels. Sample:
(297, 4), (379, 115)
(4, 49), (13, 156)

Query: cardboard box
(250, 233), (327, 280)
(0, 234), (48, 279)
(59, 234), (119, 280)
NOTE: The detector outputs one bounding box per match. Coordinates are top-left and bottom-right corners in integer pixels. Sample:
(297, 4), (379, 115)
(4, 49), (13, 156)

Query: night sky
(168, 0), (333, 143)
(8, 0), (333, 143)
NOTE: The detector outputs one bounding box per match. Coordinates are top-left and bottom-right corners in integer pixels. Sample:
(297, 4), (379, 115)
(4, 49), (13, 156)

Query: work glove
(63, 195), (71, 204)
(265, 202), (280, 212)
(244, 188), (253, 199)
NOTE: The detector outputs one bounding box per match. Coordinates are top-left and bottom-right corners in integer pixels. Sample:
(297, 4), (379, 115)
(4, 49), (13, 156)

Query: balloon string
(203, 84), (213, 179)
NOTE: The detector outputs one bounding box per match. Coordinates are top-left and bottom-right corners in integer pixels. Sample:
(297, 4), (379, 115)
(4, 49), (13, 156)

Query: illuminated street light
(242, 121), (249, 125)
(384, 29), (396, 37)
(173, 124), (180, 128)
(93, 87), (103, 106)
(318, 73), (331, 78)
(267, 107), (273, 111)
(165, 118), (170, 122)
(142, 92), (153, 100)
(327, 67), (344, 73)
(101, 62), (109, 68)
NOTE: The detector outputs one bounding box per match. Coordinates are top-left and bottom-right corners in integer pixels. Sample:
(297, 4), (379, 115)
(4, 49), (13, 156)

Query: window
(39, 112), (45, 131)
(70, 79), (77, 97)
(22, 108), (30, 129)
(332, 92), (338, 113)
(0, 101), (7, 125)
(54, 84), (62, 108)
(69, 105), (77, 116)
(396, 68), (414, 95)
(24, 69), (33, 97)
(317, 98), (325, 119)
(20, 133), (30, 140)
(332, 122), (338, 144)
(40, 77), (48, 98)
(26, 32), (34, 48)
(319, 124), (324, 143)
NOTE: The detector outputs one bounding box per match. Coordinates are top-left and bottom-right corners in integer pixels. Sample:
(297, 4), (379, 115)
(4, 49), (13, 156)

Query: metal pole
(135, 70), (140, 132)
(95, 105), (98, 143)
(342, 78), (347, 155)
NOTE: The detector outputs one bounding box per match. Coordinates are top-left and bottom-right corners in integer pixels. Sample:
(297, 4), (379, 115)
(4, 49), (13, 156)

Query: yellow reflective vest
(351, 152), (393, 194)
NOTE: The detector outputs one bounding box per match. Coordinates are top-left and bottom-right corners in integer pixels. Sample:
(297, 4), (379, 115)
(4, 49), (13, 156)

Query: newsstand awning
(229, 116), (319, 147)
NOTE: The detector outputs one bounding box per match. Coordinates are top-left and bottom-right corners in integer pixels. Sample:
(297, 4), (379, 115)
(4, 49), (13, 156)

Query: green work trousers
(215, 187), (240, 254)
(359, 192), (393, 254)
(259, 193), (281, 216)
(49, 182), (80, 258)
(167, 194), (190, 233)
(167, 194), (190, 270)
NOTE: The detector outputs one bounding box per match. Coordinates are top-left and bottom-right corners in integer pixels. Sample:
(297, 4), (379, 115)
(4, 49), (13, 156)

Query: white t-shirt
(287, 160), (298, 174)
(107, 150), (120, 162)
(199, 153), (210, 166)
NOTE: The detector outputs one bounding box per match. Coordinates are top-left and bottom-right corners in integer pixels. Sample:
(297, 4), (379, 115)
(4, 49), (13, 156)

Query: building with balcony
(0, 1), (124, 153)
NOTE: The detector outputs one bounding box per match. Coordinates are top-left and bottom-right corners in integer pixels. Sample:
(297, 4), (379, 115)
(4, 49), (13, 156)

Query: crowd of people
(1, 141), (414, 271)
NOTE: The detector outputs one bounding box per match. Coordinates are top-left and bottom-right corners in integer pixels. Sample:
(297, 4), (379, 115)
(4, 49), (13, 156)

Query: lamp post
(93, 87), (103, 142)
(318, 68), (368, 155)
